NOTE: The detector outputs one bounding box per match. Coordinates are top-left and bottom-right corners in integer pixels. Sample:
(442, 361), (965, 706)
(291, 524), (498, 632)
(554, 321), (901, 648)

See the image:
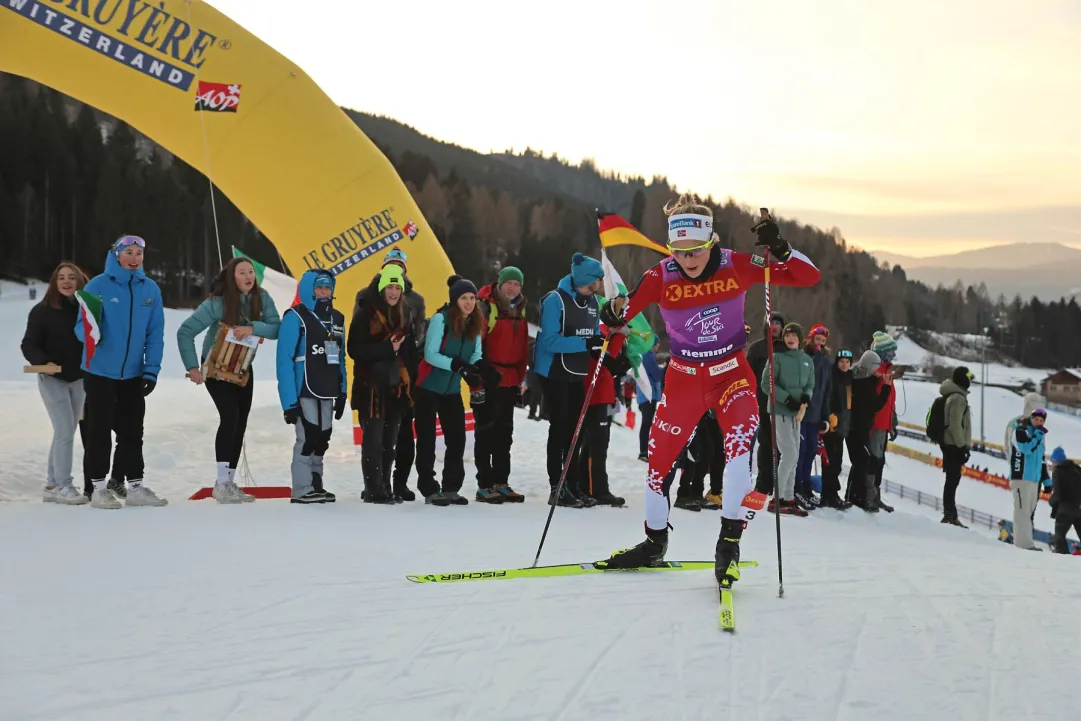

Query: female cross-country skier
(597, 194), (821, 588)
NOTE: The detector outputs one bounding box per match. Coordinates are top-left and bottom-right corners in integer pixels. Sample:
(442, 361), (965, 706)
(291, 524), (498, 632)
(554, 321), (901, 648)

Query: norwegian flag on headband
(194, 82), (241, 113)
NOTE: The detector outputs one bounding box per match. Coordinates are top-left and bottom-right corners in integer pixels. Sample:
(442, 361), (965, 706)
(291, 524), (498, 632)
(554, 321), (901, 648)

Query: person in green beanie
(473, 266), (530, 503)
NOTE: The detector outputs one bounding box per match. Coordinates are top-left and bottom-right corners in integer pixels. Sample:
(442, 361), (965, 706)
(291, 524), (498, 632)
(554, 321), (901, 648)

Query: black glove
(603, 353), (632, 378)
(142, 378), (156, 397)
(284, 407), (300, 425)
(586, 335), (606, 354)
(800, 395), (811, 406)
(751, 216), (792, 261)
(477, 359), (502, 389)
(450, 358), (469, 375)
(334, 396), (346, 420)
(599, 297), (628, 328)
(784, 397), (802, 412)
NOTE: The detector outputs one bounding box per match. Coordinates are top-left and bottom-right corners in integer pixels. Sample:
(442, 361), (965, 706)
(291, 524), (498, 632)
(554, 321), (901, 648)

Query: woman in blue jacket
(276, 270), (347, 504)
(1008, 408), (1050, 550)
(414, 275), (485, 506)
(75, 236), (167, 510)
(178, 257), (281, 503)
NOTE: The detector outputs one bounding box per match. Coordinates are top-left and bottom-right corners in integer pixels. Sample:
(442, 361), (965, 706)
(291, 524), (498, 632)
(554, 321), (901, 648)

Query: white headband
(667, 213), (713, 243)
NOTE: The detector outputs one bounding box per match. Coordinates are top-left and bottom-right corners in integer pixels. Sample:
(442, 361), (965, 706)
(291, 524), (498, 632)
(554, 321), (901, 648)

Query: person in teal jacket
(177, 257), (281, 503)
(762, 322), (816, 514)
(276, 269), (347, 504)
(75, 236), (167, 510)
(414, 275), (485, 506)
(1008, 408), (1049, 550)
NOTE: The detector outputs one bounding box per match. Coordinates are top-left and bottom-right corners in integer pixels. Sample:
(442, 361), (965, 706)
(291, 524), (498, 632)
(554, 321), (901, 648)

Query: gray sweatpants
(37, 376), (85, 488)
(775, 416), (801, 501)
(1009, 481), (1040, 550)
(292, 397), (334, 497)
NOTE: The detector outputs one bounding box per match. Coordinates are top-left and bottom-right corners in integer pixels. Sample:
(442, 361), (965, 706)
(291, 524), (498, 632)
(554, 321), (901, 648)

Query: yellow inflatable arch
(0, 0), (454, 323)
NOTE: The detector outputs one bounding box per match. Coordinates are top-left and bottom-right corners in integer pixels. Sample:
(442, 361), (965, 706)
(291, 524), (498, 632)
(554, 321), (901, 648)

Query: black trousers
(361, 401), (404, 494)
(392, 405), (416, 490)
(845, 432), (871, 506)
(639, 401), (656, 456)
(941, 445), (966, 515)
(413, 387), (467, 496)
(755, 401), (775, 494)
(83, 374), (146, 483)
(576, 405), (612, 496)
(473, 387), (518, 489)
(822, 432), (858, 500)
(542, 376), (586, 489)
(1053, 515), (1081, 554)
(205, 376), (255, 467)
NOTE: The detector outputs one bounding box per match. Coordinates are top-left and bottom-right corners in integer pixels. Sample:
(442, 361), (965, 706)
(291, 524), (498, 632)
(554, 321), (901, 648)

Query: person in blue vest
(534, 252), (606, 508)
(636, 336), (665, 461)
(75, 235), (168, 510)
(414, 275), (487, 506)
(277, 269), (347, 504)
(1008, 408), (1050, 550)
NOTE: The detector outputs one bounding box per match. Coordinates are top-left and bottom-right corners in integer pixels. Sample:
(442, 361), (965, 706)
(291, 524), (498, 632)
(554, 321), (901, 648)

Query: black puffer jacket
(21, 298), (84, 382)
(829, 360), (853, 437)
(1050, 460), (1081, 521)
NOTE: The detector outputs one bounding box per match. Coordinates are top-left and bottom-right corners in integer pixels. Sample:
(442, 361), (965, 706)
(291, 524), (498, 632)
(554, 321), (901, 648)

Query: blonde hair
(663, 192), (712, 218)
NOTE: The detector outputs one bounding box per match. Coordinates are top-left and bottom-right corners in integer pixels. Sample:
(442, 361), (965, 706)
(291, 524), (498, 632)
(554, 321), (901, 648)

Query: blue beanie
(1051, 446), (1068, 464)
(570, 252), (604, 288)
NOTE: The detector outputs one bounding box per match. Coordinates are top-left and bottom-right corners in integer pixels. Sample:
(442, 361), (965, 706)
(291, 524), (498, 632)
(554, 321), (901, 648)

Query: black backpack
(926, 393), (959, 444)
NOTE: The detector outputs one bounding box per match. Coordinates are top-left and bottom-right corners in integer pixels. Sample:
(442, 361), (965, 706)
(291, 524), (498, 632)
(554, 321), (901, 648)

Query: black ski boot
(715, 518), (745, 587)
(597, 524), (668, 569)
(312, 473), (335, 503)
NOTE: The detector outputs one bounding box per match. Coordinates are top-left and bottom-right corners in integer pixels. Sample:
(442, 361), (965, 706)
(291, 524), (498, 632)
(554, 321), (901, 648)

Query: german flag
(597, 211), (667, 254)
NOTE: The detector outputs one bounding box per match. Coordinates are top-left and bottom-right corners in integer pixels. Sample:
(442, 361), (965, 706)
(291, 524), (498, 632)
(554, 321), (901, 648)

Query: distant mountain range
(869, 243), (1081, 301)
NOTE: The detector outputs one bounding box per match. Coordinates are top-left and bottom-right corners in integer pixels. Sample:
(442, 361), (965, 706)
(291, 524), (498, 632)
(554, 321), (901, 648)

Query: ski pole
(531, 334), (612, 567)
(760, 208), (785, 599)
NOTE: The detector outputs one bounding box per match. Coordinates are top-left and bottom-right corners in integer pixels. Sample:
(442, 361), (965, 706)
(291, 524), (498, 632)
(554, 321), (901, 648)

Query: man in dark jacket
(353, 248), (426, 501)
(820, 349), (854, 509)
(939, 367), (972, 527)
(747, 312), (785, 494)
(1049, 447), (1081, 554)
(846, 350), (893, 512)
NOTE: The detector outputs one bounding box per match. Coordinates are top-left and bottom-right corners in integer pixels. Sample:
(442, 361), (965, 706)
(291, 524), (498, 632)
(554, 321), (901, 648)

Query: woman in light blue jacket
(178, 257), (280, 503)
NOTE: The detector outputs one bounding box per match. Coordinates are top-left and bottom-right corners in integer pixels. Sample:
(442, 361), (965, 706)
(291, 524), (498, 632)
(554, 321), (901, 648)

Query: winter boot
(363, 484), (397, 504)
(674, 496), (702, 512)
(475, 488), (505, 504)
(311, 473), (335, 503)
(125, 483), (168, 507)
(596, 524), (668, 569)
(703, 492), (723, 510)
(637, 453), (648, 463)
(592, 491), (626, 507)
(715, 517), (745, 587)
(548, 486), (584, 508)
(873, 488), (894, 513)
(393, 484), (417, 502)
(424, 491), (452, 506)
(107, 477), (127, 499)
(577, 489), (599, 508)
(494, 484), (525, 502)
(441, 491), (469, 506)
(941, 513), (967, 528)
(819, 494), (852, 510)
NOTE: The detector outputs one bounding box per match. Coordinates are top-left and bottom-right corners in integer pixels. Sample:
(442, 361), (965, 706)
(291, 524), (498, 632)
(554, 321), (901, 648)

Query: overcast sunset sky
(209, 0), (1080, 257)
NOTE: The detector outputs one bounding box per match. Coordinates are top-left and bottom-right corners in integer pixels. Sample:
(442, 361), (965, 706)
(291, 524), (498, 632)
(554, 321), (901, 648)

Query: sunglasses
(114, 235), (146, 249)
(666, 240), (712, 259)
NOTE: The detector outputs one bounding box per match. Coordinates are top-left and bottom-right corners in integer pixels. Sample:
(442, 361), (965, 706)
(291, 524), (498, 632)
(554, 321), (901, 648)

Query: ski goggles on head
(837, 350), (854, 360)
(113, 235), (145, 250)
(1031, 408), (1048, 419)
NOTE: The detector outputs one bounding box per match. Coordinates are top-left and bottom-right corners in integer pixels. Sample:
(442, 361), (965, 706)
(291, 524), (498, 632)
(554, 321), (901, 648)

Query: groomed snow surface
(3, 283), (1081, 721)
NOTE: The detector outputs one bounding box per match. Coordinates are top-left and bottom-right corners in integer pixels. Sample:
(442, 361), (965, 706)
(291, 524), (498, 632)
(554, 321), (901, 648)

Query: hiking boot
(674, 497), (702, 512)
(548, 486), (584, 508)
(475, 488), (505, 504)
(393, 485), (416, 502)
(941, 513), (967, 528)
(424, 491), (451, 506)
(591, 491), (626, 507)
(702, 492), (723, 510)
(494, 484), (525, 502)
(597, 524), (668, 569)
(442, 491), (469, 506)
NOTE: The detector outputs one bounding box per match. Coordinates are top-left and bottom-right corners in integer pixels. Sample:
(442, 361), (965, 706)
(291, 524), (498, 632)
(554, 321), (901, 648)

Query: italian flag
(75, 290), (103, 365)
(232, 247), (299, 312)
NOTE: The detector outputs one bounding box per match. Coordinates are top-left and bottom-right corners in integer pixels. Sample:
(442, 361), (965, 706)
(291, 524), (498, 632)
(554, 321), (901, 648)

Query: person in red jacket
(574, 323), (632, 506)
(473, 267), (530, 503)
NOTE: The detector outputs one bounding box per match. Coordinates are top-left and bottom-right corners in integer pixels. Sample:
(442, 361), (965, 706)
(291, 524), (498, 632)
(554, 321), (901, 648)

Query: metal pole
(980, 329), (987, 442)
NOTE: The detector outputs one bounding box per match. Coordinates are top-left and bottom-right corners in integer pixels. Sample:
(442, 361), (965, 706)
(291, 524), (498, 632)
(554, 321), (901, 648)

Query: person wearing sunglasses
(595, 193), (820, 589)
(75, 235), (168, 509)
(1008, 408), (1050, 550)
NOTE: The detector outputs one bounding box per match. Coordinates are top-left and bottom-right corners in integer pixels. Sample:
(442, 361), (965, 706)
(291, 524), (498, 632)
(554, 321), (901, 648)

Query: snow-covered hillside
(892, 332), (1048, 386)
(4, 284), (1081, 720)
